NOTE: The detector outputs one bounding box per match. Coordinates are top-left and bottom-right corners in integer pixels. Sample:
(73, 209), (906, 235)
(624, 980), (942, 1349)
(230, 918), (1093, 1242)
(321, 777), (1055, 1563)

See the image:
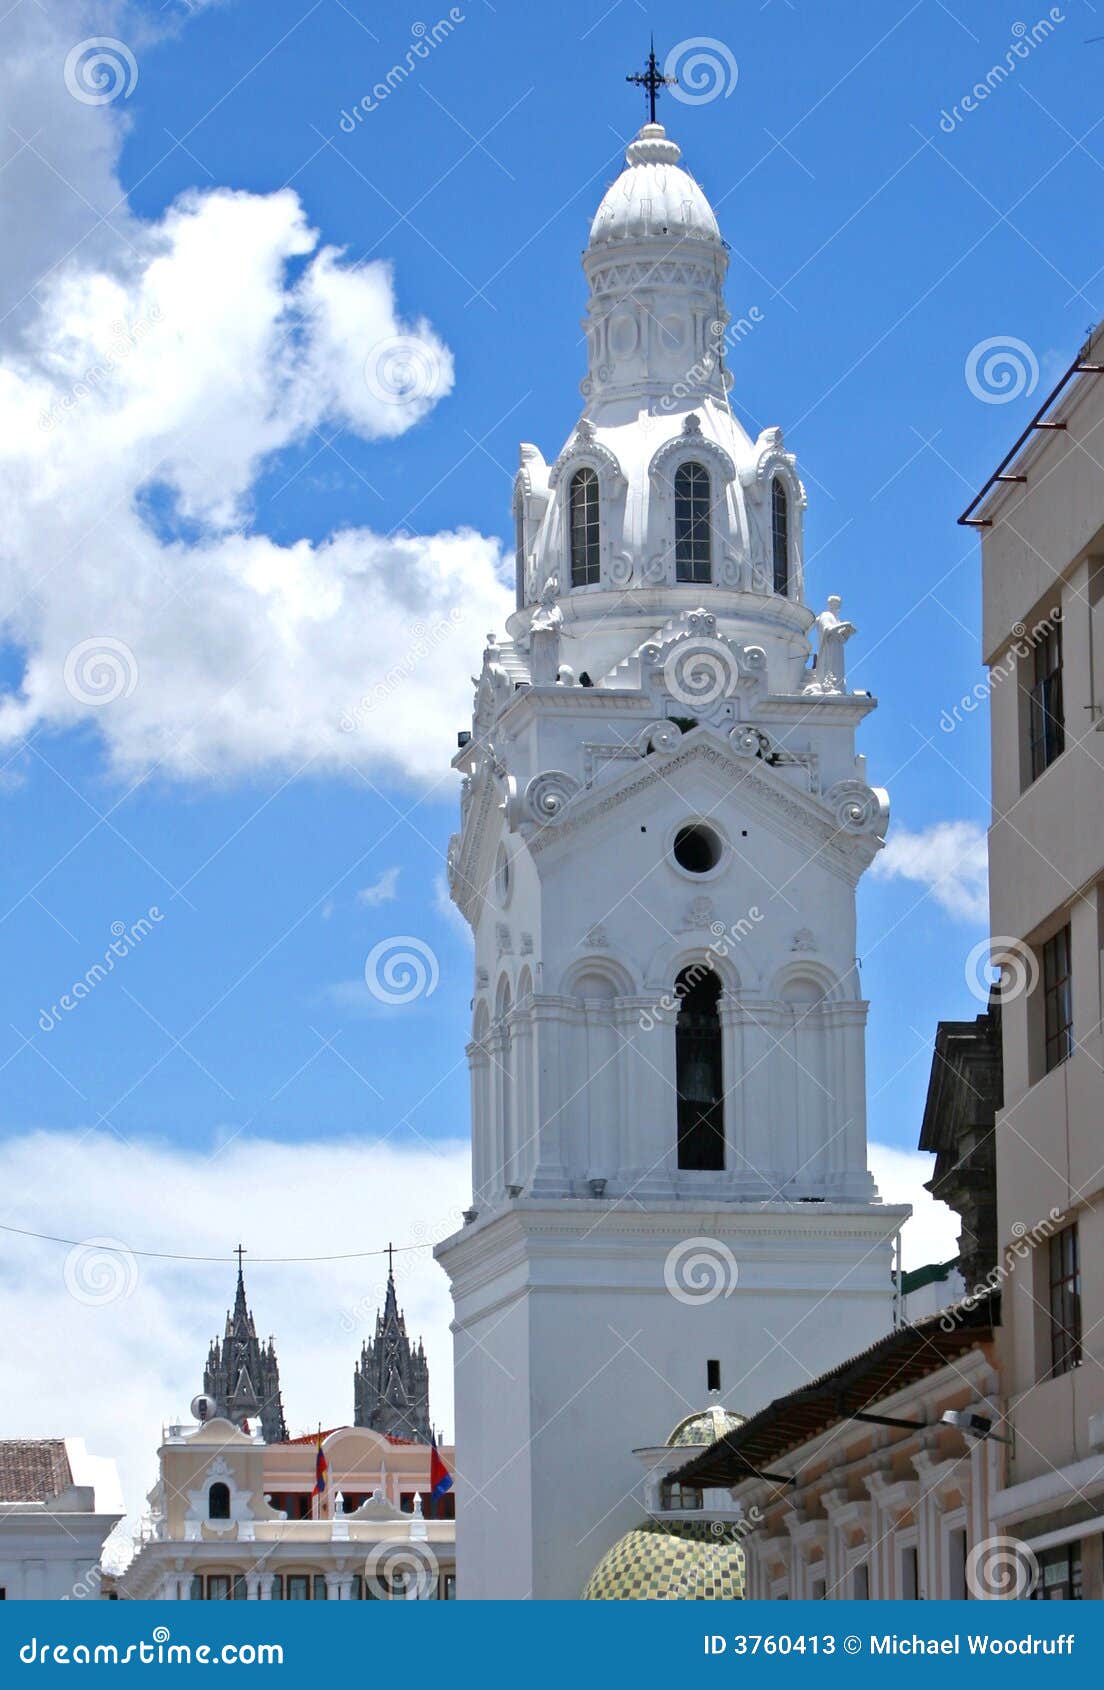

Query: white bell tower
(436, 111), (908, 1601)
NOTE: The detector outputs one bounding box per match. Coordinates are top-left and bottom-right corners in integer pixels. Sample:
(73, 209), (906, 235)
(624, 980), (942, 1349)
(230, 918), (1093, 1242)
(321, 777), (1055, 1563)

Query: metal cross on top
(626, 39), (677, 124)
(235, 1243), (247, 1273)
(386, 1241), (395, 1276)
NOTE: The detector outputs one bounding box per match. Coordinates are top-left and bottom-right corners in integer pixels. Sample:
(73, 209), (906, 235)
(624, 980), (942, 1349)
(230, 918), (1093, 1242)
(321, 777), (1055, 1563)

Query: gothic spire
(353, 1251), (433, 1443)
(203, 1250), (288, 1444)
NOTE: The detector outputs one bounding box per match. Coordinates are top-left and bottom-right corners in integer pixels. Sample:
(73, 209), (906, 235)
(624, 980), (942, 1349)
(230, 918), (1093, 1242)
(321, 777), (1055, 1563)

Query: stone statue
(807, 594), (855, 694)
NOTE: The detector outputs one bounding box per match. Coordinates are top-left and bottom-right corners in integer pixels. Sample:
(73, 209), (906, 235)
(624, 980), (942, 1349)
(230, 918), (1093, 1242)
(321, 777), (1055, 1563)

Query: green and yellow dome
(582, 1405), (747, 1600)
(582, 1517), (746, 1600)
(666, 1405), (744, 1448)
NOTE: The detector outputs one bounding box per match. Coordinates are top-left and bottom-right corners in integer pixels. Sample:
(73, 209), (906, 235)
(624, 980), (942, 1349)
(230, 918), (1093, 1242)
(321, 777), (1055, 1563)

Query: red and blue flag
(312, 1434), (328, 1497)
(430, 1436), (452, 1500)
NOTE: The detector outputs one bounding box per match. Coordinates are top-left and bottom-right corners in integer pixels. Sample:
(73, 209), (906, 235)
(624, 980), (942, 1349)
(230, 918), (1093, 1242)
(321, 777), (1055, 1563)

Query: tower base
(435, 1196), (909, 1600)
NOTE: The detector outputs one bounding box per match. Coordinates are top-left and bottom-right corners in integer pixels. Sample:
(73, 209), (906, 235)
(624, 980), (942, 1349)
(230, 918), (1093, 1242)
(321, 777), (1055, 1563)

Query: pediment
(525, 726), (886, 877)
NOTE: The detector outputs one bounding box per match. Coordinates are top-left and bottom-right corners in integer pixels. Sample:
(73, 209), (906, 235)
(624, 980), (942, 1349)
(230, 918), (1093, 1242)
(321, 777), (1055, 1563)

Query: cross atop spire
(626, 37), (677, 125)
(386, 1241), (395, 1278)
(235, 1243), (247, 1275)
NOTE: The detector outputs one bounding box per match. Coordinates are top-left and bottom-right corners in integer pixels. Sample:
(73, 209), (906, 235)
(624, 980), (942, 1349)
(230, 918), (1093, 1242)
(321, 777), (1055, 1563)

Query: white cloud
(0, 1130), (470, 1546)
(357, 867), (400, 907)
(0, 2), (512, 788)
(868, 1141), (960, 1270)
(870, 820), (989, 922)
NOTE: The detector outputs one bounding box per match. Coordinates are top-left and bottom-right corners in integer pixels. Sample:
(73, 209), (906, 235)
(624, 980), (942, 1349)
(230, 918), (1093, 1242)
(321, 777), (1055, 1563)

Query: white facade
(437, 120), (908, 1600)
(0, 1439), (123, 1601)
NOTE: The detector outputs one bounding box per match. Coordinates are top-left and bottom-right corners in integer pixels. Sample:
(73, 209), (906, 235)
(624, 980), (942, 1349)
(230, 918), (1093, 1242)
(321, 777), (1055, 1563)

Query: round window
(672, 824), (723, 876)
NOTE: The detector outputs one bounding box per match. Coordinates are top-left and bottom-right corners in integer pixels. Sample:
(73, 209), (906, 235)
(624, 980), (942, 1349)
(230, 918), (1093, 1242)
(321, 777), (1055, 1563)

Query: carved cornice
(527, 734), (875, 876)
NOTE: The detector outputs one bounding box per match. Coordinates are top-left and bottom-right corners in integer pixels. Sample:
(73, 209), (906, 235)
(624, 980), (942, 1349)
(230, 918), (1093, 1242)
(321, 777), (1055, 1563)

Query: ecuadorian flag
(430, 1436), (453, 1500)
(312, 1434), (328, 1497)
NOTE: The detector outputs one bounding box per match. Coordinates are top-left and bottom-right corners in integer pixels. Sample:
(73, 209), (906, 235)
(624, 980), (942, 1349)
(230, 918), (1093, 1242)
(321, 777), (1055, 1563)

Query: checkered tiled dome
(582, 1519), (746, 1601)
(666, 1405), (745, 1448)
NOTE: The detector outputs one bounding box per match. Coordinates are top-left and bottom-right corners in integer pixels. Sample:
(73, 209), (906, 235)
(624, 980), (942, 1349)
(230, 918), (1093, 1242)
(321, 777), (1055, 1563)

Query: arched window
(771, 476), (789, 596)
(208, 1482), (231, 1520)
(569, 467), (600, 587)
(674, 461), (712, 584)
(675, 967), (724, 1170)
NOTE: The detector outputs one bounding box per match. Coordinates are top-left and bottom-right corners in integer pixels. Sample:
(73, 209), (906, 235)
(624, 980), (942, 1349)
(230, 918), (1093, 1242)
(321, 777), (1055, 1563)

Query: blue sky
(0, 0), (1094, 1492)
(2, 0), (1091, 1153)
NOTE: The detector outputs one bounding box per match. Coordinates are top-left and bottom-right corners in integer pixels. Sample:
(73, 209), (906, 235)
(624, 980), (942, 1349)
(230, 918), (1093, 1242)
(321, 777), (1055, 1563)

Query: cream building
(118, 1419), (456, 1600)
(960, 324), (1104, 1600)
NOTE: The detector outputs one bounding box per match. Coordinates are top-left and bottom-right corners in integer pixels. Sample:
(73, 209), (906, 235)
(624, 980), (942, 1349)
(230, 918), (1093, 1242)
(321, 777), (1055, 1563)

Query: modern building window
(569, 467), (600, 587)
(674, 461), (712, 584)
(772, 477), (789, 595)
(1049, 1223), (1082, 1378)
(207, 1482), (230, 1520)
(1042, 924), (1073, 1072)
(1032, 1542), (1083, 1600)
(675, 967), (724, 1171)
(1028, 615), (1064, 781)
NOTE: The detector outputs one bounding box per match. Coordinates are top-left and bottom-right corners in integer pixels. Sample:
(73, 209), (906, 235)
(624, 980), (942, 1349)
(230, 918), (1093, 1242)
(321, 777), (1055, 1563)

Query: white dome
(588, 125), (721, 250)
